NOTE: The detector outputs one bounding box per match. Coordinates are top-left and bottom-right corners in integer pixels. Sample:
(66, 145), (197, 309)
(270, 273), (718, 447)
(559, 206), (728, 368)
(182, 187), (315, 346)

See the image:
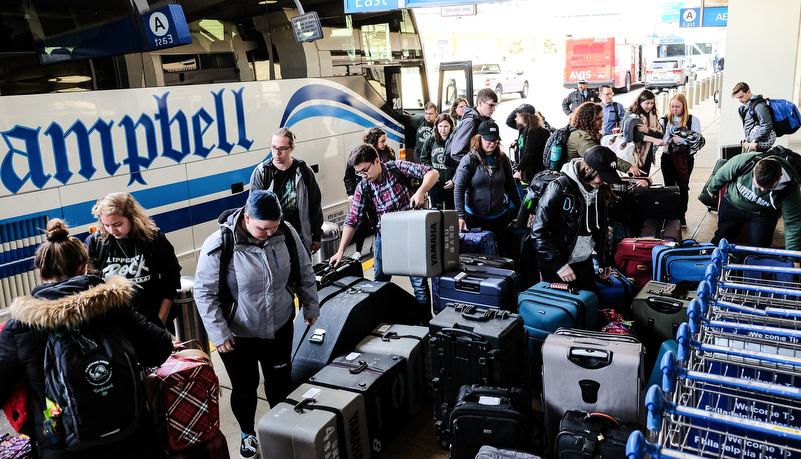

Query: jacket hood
(9, 275), (133, 329)
(563, 158), (600, 232)
(218, 207), (242, 226)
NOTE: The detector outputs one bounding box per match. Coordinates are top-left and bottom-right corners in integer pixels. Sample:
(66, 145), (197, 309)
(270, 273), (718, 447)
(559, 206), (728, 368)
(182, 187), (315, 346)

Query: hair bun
(45, 219), (70, 242)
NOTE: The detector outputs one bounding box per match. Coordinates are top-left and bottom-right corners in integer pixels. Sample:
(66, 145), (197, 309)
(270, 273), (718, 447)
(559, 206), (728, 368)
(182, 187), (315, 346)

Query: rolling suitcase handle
(568, 348), (612, 369)
(446, 303), (512, 322)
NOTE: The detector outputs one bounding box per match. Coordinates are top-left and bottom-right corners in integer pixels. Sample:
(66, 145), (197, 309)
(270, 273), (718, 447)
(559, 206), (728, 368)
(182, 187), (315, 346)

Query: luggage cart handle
(718, 238), (801, 259)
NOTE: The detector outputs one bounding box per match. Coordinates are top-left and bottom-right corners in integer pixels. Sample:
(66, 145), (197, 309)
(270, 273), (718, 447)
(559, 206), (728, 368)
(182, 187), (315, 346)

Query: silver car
(645, 58), (697, 91)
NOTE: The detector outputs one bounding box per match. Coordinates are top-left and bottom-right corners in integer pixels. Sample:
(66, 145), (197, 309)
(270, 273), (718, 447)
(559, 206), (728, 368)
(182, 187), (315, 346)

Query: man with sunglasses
(250, 127), (324, 256)
(446, 88), (499, 169)
(330, 143), (440, 325)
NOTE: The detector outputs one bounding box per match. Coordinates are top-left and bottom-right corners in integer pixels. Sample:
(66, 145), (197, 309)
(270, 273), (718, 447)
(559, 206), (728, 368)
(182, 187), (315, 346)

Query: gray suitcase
(380, 209), (459, 277)
(354, 323), (429, 417)
(257, 383), (371, 459)
(541, 328), (644, 452)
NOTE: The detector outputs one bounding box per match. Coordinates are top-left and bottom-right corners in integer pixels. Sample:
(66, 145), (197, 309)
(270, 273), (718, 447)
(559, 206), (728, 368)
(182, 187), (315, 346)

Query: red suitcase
(614, 238), (669, 291)
(145, 342), (221, 452)
(168, 431), (229, 459)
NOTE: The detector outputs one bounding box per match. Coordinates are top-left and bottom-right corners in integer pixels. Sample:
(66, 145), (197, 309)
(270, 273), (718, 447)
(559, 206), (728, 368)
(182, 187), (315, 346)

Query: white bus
(0, 0), (457, 311)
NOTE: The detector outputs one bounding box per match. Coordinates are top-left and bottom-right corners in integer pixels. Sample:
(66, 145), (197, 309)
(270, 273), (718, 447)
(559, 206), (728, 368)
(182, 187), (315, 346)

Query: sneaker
(680, 219), (688, 228)
(351, 252), (362, 261)
(240, 433), (260, 459)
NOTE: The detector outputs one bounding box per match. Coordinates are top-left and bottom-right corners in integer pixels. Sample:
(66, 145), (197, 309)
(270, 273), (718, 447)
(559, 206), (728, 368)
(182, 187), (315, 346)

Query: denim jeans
(712, 195), (781, 248)
(373, 234), (430, 306)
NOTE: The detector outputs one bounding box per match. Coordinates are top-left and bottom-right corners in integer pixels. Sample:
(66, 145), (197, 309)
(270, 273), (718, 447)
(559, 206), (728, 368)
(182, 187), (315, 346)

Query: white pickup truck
(472, 63), (529, 99)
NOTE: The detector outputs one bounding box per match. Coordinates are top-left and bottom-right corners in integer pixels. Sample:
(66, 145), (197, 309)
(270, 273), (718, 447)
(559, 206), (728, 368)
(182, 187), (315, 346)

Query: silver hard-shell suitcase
(257, 383), (371, 459)
(541, 328), (644, 451)
(354, 323), (429, 417)
(380, 209), (459, 277)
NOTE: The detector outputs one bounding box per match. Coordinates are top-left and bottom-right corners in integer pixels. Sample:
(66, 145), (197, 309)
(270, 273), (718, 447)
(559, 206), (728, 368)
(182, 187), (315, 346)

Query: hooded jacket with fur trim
(0, 275), (172, 459)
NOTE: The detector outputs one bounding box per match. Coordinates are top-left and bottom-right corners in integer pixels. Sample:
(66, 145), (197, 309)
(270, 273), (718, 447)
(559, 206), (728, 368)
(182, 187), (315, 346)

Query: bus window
(401, 66), (426, 109)
(440, 69), (468, 106)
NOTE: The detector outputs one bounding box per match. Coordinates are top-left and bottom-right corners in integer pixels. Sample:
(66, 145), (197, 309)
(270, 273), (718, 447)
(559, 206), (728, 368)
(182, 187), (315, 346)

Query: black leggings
(219, 318), (294, 434)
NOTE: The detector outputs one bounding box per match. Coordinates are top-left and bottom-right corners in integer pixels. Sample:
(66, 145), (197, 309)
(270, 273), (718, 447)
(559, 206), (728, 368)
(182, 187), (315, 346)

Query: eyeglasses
(270, 145), (292, 153)
(483, 101), (498, 109)
(482, 138), (500, 144)
(355, 162), (374, 176)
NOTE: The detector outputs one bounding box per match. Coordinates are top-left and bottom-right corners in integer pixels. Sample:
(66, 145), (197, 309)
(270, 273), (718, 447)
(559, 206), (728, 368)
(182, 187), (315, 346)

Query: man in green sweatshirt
(707, 151), (801, 265)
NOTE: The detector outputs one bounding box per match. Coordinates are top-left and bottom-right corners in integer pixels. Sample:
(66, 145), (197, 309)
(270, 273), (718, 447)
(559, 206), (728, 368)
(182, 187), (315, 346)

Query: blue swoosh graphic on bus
(285, 106), (403, 143)
(279, 84), (403, 137)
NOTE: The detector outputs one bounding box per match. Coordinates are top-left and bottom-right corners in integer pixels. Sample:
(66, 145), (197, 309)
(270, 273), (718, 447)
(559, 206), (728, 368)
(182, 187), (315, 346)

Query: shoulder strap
(687, 114), (693, 128)
(218, 225), (236, 323)
(614, 103), (622, 124)
(295, 158), (312, 186)
(749, 97), (768, 124)
(385, 161), (416, 192)
(279, 221), (302, 292)
(261, 160), (275, 189)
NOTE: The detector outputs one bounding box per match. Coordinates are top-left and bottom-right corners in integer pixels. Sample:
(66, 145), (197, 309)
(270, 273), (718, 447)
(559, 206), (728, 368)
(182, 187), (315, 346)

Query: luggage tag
(309, 328), (326, 344)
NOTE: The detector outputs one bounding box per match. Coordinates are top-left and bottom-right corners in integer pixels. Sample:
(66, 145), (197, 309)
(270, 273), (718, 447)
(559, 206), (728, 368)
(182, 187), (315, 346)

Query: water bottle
(549, 143), (562, 170)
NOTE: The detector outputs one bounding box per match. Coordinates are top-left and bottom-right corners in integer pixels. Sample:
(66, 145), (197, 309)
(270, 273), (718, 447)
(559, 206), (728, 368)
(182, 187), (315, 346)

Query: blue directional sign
(702, 7), (729, 27)
(662, 2), (683, 22)
(403, 0), (497, 6)
(345, 0), (399, 14)
(142, 5), (192, 50)
(680, 8), (700, 28)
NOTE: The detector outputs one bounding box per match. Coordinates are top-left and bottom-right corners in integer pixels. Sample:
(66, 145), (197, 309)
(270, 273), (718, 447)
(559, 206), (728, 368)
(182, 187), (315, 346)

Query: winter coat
(561, 88), (600, 115)
(0, 275), (172, 459)
(453, 149), (521, 220)
(420, 135), (454, 185)
(738, 95), (776, 149)
(531, 159), (611, 272)
(707, 152), (801, 252)
(249, 157), (324, 254)
(447, 106), (489, 166)
(85, 229), (181, 326)
(193, 207), (320, 347)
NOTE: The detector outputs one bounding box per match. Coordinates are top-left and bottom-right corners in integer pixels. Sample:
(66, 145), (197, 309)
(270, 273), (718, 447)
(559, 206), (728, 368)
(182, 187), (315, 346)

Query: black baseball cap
(516, 104), (537, 115)
(478, 120), (501, 141)
(584, 146), (622, 185)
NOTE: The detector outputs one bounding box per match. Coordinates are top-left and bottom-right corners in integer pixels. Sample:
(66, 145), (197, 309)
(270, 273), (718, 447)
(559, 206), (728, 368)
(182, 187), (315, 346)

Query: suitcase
(312, 258), (363, 289)
(257, 383), (370, 459)
(595, 269), (635, 315)
(436, 264), (520, 313)
(355, 323), (429, 417)
(639, 218), (682, 242)
(553, 411), (641, 459)
(458, 229), (499, 256)
(614, 237), (669, 291)
(652, 240), (716, 283)
(291, 277), (418, 387)
(742, 254), (797, 285)
(380, 209), (459, 277)
(168, 431), (229, 459)
(631, 184), (682, 219)
(721, 143), (742, 160)
(459, 253), (517, 270)
(475, 445), (544, 459)
(144, 344), (220, 452)
(541, 329), (645, 450)
(429, 304), (528, 447)
(448, 385), (535, 459)
(698, 158), (728, 210)
(631, 280), (698, 362)
(645, 339), (678, 391)
(308, 351), (407, 456)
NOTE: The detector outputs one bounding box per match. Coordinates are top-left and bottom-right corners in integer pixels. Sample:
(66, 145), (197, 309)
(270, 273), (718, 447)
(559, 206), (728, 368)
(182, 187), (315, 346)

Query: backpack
(216, 219), (302, 323)
(444, 111), (479, 169)
(43, 324), (143, 450)
(542, 125), (576, 171)
(359, 160), (419, 213)
(741, 97), (801, 137)
(515, 170), (565, 229)
(260, 158), (313, 192)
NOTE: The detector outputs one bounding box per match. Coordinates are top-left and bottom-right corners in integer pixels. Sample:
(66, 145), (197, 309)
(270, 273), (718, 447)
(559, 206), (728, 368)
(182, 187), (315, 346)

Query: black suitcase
(632, 184), (682, 219)
(429, 304), (528, 447)
(721, 143), (742, 160)
(291, 277), (417, 387)
(312, 259), (363, 289)
(449, 385), (535, 459)
(553, 411), (640, 459)
(460, 253), (517, 270)
(308, 351), (407, 457)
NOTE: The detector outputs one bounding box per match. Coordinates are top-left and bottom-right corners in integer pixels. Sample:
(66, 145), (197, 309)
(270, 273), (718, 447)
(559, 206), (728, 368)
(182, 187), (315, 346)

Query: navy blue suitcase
(743, 254), (796, 284)
(652, 240), (716, 283)
(595, 269), (635, 314)
(437, 264), (520, 313)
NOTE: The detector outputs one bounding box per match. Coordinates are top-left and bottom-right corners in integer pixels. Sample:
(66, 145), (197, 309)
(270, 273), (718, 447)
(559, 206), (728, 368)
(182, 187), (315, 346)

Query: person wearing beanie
(194, 190), (320, 459)
(531, 146), (621, 292)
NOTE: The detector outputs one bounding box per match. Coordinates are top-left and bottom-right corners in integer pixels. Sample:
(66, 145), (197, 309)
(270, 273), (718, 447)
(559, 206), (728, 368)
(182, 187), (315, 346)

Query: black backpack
(44, 324), (143, 450)
(215, 219), (302, 323)
(515, 170), (565, 229)
(739, 145), (801, 184)
(542, 125), (576, 171)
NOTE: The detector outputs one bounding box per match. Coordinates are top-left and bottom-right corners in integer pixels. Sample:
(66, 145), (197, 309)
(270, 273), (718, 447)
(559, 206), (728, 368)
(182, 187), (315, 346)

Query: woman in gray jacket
(193, 190), (319, 459)
(453, 120), (522, 256)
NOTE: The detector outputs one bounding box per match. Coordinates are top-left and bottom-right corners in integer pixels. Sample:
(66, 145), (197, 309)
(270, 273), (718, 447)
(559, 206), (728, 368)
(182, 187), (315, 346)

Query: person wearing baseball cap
(506, 103), (551, 186)
(530, 146), (619, 293)
(453, 120), (521, 256)
(562, 77), (600, 116)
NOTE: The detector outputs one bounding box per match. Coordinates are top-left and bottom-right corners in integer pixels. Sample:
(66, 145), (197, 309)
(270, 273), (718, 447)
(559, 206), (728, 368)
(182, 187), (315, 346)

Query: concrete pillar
(693, 81), (701, 106)
(658, 92), (670, 115)
(702, 78), (709, 100)
(686, 83), (694, 109)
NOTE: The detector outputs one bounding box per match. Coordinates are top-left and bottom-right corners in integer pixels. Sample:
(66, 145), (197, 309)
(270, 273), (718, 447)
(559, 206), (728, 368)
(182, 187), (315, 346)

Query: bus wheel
(624, 72), (632, 93)
(519, 81), (529, 98)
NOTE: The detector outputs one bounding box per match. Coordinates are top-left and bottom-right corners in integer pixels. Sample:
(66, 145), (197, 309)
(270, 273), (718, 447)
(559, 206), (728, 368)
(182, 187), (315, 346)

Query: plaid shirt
(345, 160), (431, 232)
